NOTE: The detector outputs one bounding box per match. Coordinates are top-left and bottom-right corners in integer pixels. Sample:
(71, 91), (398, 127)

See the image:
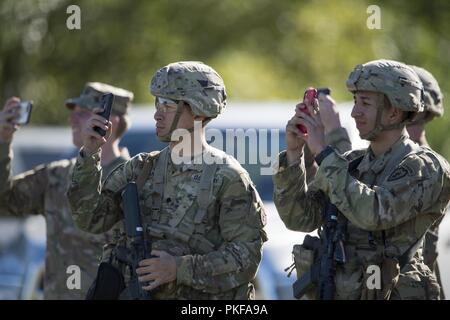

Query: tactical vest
(136, 147), (218, 255)
(111, 147), (235, 299)
(292, 140), (441, 300)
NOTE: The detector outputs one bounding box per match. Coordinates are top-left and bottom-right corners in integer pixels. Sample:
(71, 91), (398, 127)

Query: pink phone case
(297, 87), (317, 134)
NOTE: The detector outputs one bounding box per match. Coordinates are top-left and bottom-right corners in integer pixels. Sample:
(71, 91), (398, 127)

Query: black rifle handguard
(121, 182), (153, 300)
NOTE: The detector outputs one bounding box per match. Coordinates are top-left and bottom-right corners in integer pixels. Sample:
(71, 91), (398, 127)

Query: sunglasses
(155, 97), (180, 113)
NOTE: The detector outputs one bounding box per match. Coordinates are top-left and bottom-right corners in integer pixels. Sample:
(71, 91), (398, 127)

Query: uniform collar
(357, 134), (409, 175)
(168, 148), (212, 173)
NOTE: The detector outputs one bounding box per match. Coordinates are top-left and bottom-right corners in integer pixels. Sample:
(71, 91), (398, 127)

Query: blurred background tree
(0, 0), (449, 157)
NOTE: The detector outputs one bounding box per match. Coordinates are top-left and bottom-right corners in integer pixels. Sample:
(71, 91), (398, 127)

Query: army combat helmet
(150, 61), (227, 142)
(346, 59), (424, 140)
(409, 65), (444, 121)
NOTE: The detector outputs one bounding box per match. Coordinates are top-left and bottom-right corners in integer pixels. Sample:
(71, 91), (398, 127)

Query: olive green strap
(135, 155), (153, 191)
(151, 147), (169, 222)
(194, 163), (218, 224)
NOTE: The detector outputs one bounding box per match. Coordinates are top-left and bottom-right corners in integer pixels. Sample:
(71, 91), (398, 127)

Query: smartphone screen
(16, 101), (33, 125)
(94, 93), (114, 136)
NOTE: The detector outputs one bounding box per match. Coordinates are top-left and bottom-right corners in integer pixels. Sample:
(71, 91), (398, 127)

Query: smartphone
(317, 87), (331, 96)
(16, 101), (33, 125)
(94, 93), (114, 136)
(297, 87), (317, 134)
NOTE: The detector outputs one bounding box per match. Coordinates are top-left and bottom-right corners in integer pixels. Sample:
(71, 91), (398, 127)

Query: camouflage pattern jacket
(67, 146), (267, 300)
(304, 127), (353, 183)
(273, 134), (450, 299)
(0, 142), (128, 299)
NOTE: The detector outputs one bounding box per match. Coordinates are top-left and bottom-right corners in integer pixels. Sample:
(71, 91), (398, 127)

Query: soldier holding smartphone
(0, 83), (133, 299)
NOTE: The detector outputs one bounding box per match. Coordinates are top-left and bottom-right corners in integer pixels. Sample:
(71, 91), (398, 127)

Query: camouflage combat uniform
(275, 135), (450, 299)
(68, 146), (267, 299)
(0, 142), (128, 299)
(67, 61), (268, 300)
(304, 127), (352, 183)
(275, 60), (450, 300)
(0, 82), (134, 299)
(408, 65), (446, 299)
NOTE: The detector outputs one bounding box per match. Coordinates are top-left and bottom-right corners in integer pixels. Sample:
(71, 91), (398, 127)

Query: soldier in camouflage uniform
(0, 82), (134, 299)
(273, 59), (450, 299)
(406, 65), (446, 299)
(67, 61), (267, 299)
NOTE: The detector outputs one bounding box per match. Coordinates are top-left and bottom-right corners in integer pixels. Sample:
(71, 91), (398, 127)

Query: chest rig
(350, 139), (430, 267)
(136, 147), (219, 254)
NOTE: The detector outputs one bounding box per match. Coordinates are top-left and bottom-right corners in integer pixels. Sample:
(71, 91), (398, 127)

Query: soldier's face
(154, 99), (197, 137)
(69, 105), (93, 147)
(351, 91), (381, 138)
(154, 99), (178, 137)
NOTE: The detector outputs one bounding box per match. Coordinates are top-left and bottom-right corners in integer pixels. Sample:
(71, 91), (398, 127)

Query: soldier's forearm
(0, 142), (22, 216)
(0, 144), (49, 217)
(273, 151), (322, 232)
(175, 241), (261, 293)
(0, 142), (12, 192)
(313, 150), (443, 231)
(67, 148), (105, 232)
(324, 127), (352, 155)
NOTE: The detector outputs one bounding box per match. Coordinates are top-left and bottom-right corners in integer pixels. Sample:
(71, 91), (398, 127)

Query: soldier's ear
(109, 114), (120, 136)
(387, 106), (403, 124)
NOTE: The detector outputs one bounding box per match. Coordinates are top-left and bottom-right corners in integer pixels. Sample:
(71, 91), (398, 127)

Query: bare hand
(297, 98), (327, 156)
(136, 250), (177, 291)
(286, 107), (307, 151)
(317, 93), (341, 134)
(285, 105), (308, 165)
(81, 107), (112, 155)
(0, 97), (21, 143)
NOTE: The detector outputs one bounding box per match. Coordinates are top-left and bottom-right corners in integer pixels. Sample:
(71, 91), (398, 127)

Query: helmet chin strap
(157, 101), (197, 142)
(361, 93), (385, 140)
(361, 93), (410, 141)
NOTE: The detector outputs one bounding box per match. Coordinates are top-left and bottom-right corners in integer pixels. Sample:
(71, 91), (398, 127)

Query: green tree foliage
(0, 0), (449, 157)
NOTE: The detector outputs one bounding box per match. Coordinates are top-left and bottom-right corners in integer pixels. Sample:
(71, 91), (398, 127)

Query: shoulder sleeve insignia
(387, 166), (411, 182)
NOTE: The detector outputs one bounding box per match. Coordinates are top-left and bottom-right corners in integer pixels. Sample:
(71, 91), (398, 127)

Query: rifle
(119, 182), (153, 300)
(293, 201), (346, 300)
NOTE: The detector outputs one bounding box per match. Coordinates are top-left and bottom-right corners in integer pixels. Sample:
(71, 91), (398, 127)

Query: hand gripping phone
(94, 93), (114, 136)
(297, 87), (318, 134)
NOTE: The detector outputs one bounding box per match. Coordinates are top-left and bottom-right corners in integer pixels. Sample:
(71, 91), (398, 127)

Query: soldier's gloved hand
(297, 98), (327, 156)
(136, 250), (177, 291)
(0, 97), (21, 143)
(81, 107), (112, 156)
(317, 93), (342, 134)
